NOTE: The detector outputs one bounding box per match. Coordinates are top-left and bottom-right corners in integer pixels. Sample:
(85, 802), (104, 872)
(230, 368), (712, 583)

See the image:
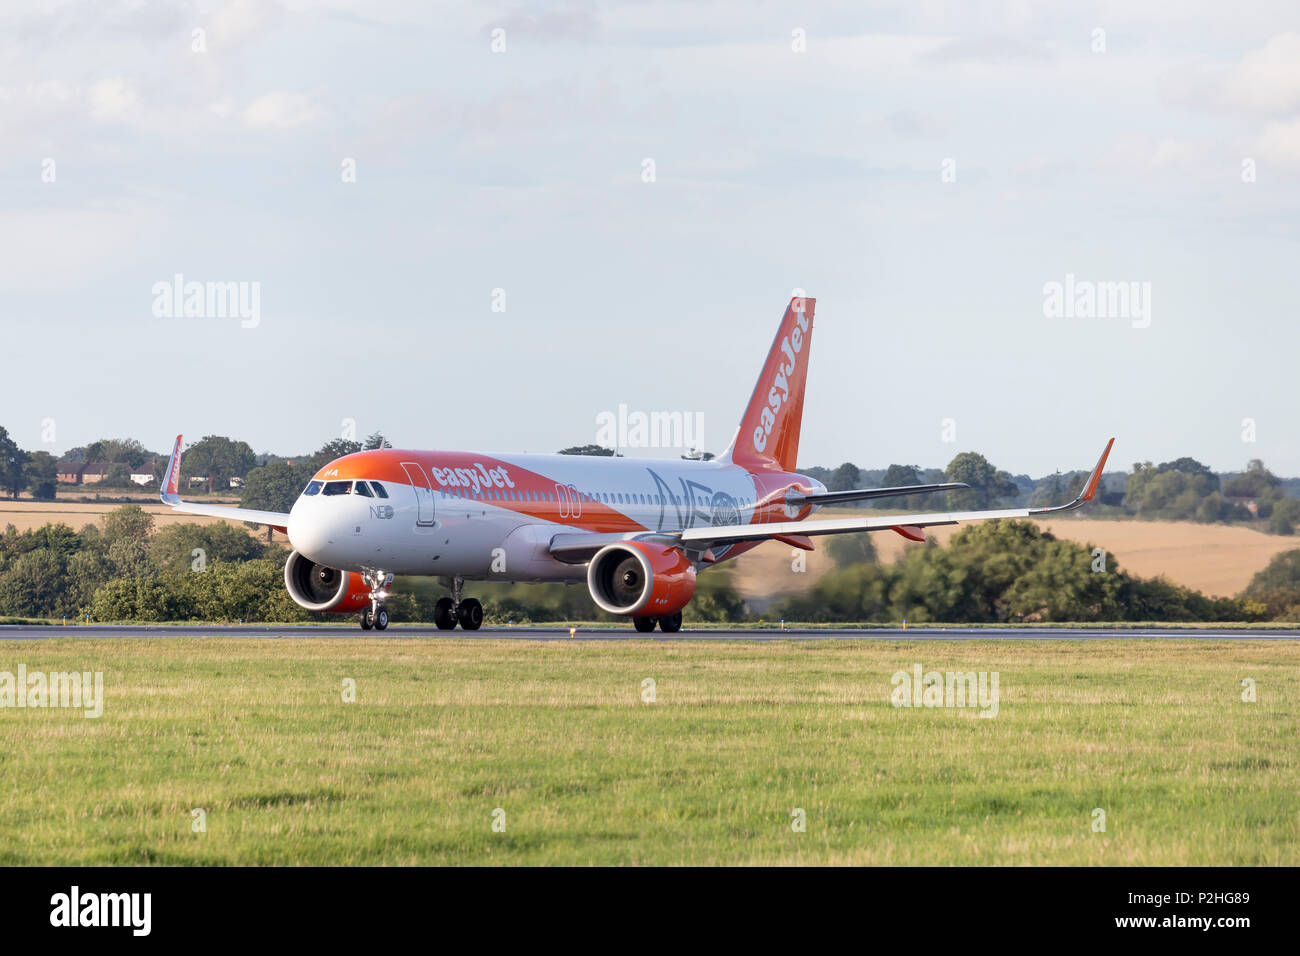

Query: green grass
(0, 637), (1296, 865)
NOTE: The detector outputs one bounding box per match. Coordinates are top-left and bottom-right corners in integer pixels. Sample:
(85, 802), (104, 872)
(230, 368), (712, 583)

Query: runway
(2, 624), (1298, 641)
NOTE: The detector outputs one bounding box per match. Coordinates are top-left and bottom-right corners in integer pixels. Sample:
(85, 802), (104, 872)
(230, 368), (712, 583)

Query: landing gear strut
(359, 569), (393, 631)
(434, 576), (482, 631)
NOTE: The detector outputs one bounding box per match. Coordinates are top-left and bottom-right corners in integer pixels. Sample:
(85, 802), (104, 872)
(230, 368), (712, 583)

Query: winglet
(161, 434), (183, 504)
(1079, 437), (1115, 503)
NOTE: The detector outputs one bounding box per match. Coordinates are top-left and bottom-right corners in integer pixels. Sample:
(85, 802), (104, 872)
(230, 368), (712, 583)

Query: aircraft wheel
(434, 597), (457, 630)
(359, 608), (374, 630)
(658, 612), (682, 633)
(457, 598), (483, 631)
(373, 607), (389, 631)
(633, 617), (657, 633)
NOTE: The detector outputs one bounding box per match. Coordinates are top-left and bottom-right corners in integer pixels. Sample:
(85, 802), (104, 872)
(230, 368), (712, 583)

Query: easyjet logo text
(430, 463), (516, 494)
(752, 308), (809, 454)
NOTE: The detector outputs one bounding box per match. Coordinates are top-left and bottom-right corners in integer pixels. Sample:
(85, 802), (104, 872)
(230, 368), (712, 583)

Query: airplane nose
(288, 497), (341, 563)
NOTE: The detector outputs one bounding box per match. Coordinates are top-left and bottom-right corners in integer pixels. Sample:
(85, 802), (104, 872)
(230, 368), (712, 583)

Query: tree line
(3, 506), (1297, 625)
(802, 454), (1300, 535)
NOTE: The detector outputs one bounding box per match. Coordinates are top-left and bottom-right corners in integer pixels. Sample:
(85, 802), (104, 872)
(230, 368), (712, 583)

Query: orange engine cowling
(283, 550), (373, 613)
(586, 541), (696, 617)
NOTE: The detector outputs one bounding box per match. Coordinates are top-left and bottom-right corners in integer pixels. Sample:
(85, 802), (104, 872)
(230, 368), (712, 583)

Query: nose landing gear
(359, 569), (394, 631)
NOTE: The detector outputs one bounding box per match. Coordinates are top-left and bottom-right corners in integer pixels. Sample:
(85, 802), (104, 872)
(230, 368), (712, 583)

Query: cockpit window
(322, 480), (351, 496)
(353, 481), (373, 497)
(370, 482), (389, 498)
(303, 480), (323, 496)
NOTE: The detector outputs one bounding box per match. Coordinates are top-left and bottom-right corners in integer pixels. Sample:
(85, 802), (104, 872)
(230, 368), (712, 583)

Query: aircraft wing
(159, 434), (292, 528)
(681, 438), (1114, 548)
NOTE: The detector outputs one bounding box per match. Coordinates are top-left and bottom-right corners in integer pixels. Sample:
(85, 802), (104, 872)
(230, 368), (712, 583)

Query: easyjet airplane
(161, 297), (1113, 632)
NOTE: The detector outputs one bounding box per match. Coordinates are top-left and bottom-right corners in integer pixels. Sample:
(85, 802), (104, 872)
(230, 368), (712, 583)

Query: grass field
(0, 637), (1295, 865)
(0, 499), (289, 543)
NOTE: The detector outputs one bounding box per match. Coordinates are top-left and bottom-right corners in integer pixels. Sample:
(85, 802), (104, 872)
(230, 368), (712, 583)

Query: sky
(2, 0), (1299, 476)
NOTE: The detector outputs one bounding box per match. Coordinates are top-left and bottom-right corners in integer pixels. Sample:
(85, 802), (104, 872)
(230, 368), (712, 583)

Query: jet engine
(586, 541), (696, 617)
(283, 550), (373, 613)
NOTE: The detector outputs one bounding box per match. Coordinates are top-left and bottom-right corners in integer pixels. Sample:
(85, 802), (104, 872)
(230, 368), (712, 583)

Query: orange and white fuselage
(288, 450), (818, 580)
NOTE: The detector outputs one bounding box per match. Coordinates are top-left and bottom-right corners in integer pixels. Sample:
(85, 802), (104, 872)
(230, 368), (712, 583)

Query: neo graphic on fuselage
(161, 297), (1114, 632)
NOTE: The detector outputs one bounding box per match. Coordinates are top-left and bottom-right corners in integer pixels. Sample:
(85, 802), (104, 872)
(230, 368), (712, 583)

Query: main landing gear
(434, 576), (483, 631)
(359, 569), (394, 631)
(632, 612), (682, 633)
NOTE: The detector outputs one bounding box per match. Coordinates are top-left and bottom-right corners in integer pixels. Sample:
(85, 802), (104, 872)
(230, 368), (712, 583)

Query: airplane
(160, 296), (1114, 632)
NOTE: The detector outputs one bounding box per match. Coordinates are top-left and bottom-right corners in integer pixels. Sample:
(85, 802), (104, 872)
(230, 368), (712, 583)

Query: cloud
(87, 76), (139, 123)
(241, 90), (326, 129)
(486, 2), (600, 43)
(1167, 32), (1300, 118)
(921, 34), (1053, 65)
(1257, 118), (1300, 172)
(0, 201), (163, 287)
(1221, 33), (1300, 115)
(1094, 134), (1224, 182)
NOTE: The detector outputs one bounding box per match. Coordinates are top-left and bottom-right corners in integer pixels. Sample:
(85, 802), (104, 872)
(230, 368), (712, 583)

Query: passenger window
(322, 481), (350, 496)
(304, 480), (323, 496)
(353, 481), (373, 497)
(370, 482), (389, 498)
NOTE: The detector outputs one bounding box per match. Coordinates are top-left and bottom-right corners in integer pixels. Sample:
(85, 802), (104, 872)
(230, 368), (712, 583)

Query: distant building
(229, 476), (244, 488)
(80, 463), (111, 484)
(130, 463), (157, 485)
(56, 461), (85, 484)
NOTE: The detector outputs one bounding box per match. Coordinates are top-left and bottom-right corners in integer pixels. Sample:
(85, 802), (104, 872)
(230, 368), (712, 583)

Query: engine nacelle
(586, 542), (696, 617)
(284, 550), (372, 613)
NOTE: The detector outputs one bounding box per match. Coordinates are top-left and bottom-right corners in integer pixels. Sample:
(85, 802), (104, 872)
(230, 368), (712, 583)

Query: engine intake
(284, 550), (371, 613)
(586, 542), (696, 617)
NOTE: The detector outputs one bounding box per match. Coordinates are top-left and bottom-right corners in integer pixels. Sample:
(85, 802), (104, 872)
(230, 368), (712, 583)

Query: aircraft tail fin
(720, 296), (815, 472)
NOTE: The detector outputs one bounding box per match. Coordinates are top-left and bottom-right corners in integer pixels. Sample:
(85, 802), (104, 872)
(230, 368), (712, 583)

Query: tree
(880, 464), (922, 488)
(1269, 498), (1300, 536)
(150, 522), (265, 572)
(83, 437), (151, 468)
(363, 432), (391, 450)
(102, 463), (133, 488)
(300, 439), (363, 473)
(1243, 548), (1300, 618)
(181, 436), (257, 488)
(240, 462), (306, 539)
(1223, 459), (1281, 498)
(23, 451), (58, 500)
(828, 462), (861, 492)
(825, 532), (878, 568)
(0, 427), (30, 499)
(0, 549), (64, 617)
(101, 504), (154, 546)
(1028, 471), (1067, 508)
(1125, 459), (1229, 520)
(558, 445), (615, 456)
(944, 452), (1020, 510)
